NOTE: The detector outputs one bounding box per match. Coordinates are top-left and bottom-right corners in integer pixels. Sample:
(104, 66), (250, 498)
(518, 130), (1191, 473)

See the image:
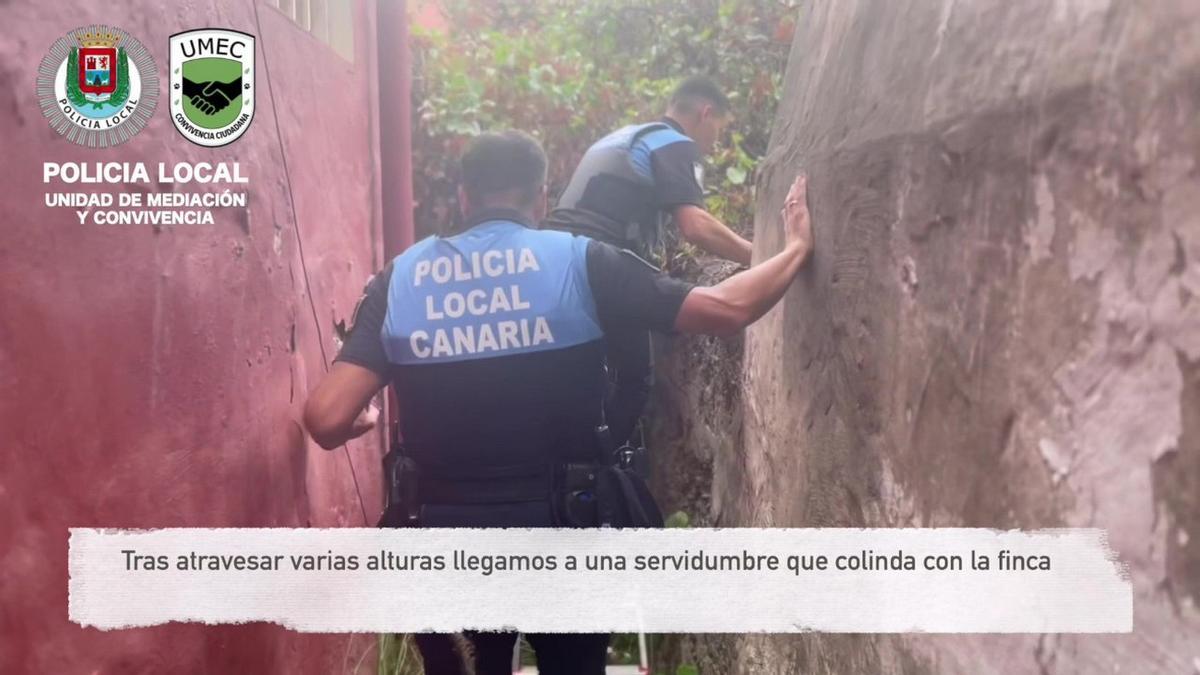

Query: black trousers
(413, 502), (609, 674)
(415, 631), (610, 675)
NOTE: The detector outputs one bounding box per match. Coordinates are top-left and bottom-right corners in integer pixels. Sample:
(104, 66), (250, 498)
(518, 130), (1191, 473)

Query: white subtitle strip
(68, 528), (1131, 633)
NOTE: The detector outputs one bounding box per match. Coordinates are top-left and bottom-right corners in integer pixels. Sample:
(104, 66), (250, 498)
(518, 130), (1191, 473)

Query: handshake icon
(182, 76), (243, 115)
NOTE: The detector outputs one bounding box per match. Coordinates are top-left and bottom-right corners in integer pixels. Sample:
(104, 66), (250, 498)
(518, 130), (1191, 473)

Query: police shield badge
(170, 29), (255, 147)
(79, 47), (117, 95)
(36, 25), (158, 147)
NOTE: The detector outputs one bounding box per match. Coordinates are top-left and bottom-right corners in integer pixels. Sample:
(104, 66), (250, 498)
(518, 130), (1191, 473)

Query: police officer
(303, 131), (813, 675)
(543, 75), (752, 446)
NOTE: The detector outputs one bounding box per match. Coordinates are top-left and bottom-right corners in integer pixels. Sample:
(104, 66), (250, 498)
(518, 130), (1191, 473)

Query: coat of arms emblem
(36, 25), (158, 147)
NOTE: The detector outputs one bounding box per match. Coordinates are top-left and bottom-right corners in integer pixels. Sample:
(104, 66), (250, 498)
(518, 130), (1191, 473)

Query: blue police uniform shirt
(544, 117), (706, 250)
(381, 219), (602, 365)
(335, 207), (694, 475)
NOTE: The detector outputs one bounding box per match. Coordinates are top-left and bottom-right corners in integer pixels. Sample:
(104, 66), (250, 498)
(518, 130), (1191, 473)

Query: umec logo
(170, 29), (255, 147)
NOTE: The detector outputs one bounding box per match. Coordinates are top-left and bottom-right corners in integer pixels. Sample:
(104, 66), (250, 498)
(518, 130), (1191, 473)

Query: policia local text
(123, 548), (1051, 575)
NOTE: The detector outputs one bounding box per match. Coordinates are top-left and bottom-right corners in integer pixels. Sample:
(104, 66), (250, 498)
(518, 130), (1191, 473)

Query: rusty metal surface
(0, 1), (395, 672)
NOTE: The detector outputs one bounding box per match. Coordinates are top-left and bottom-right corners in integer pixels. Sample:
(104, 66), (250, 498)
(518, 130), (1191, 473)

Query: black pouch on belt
(378, 444), (419, 528)
(595, 465), (664, 528)
(584, 423), (664, 528)
(556, 463), (601, 527)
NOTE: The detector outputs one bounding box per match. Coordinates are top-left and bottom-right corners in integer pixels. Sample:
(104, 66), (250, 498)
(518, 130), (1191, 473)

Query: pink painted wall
(0, 1), (396, 672)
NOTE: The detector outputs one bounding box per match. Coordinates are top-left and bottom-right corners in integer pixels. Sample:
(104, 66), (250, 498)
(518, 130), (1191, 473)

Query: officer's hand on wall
(781, 174), (812, 258)
(349, 404), (380, 439)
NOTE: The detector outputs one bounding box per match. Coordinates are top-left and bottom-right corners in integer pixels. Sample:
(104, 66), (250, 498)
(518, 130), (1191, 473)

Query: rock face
(654, 1), (1200, 671)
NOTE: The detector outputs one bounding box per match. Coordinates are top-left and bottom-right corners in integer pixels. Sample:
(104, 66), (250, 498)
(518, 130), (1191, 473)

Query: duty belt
(380, 424), (662, 528)
(416, 462), (611, 528)
(418, 466), (556, 505)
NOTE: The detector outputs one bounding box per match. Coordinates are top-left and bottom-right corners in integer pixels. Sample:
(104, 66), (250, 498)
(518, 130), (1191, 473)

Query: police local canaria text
(408, 246), (556, 359)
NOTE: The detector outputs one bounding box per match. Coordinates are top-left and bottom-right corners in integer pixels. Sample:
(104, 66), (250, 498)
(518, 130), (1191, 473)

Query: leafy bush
(410, 0), (798, 254)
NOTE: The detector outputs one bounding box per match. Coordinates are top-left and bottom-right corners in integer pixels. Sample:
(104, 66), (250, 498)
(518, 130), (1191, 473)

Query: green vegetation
(411, 0), (797, 259)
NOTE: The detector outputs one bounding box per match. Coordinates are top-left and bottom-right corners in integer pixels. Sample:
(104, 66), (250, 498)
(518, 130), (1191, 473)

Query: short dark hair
(669, 75), (730, 115)
(460, 130), (547, 206)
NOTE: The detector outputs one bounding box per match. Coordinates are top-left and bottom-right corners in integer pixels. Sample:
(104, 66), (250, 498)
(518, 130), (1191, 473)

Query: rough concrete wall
(649, 259), (744, 531)
(0, 1), (387, 672)
(657, 0), (1200, 672)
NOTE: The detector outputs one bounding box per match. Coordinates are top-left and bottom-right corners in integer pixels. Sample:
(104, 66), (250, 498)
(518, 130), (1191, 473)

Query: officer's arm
(673, 205), (753, 266)
(303, 264), (393, 450)
(675, 175), (812, 335)
(303, 363), (385, 450)
(588, 175), (812, 338)
(649, 136), (753, 265)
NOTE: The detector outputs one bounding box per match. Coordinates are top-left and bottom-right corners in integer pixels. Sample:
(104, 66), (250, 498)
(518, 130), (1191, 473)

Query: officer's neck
(661, 113), (690, 138)
(453, 203), (536, 235)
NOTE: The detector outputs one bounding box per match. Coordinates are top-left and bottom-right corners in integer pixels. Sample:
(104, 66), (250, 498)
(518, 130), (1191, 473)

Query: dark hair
(460, 130), (547, 206)
(669, 75), (730, 115)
